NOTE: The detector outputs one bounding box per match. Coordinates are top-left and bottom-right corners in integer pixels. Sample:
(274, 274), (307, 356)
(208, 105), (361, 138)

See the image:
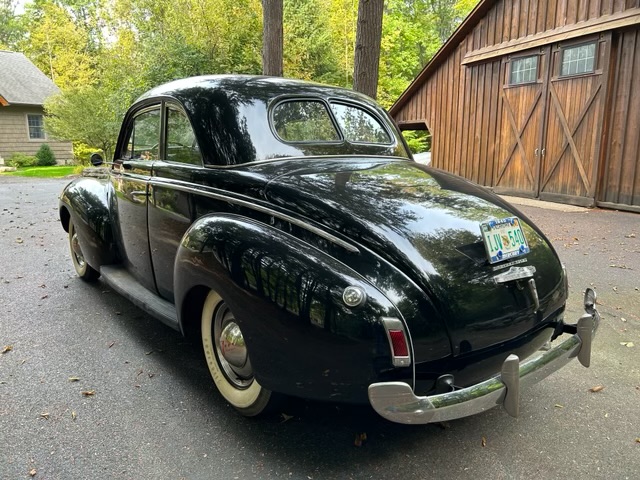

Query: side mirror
(90, 152), (104, 166)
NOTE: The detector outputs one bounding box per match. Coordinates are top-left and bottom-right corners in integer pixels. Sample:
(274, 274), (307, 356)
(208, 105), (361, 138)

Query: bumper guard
(368, 291), (600, 425)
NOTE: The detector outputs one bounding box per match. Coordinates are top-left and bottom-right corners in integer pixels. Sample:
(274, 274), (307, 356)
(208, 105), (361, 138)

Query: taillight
(388, 330), (409, 357)
(381, 317), (411, 367)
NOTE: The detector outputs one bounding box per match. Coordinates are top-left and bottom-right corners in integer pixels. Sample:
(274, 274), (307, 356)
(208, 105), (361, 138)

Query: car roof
(136, 75), (377, 106)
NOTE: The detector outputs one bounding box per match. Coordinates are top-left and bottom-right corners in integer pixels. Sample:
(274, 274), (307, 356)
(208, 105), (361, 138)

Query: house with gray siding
(0, 51), (73, 164)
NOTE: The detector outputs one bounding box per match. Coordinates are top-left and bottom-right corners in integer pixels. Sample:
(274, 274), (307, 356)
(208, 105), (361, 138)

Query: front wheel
(201, 290), (278, 416)
(68, 219), (100, 281)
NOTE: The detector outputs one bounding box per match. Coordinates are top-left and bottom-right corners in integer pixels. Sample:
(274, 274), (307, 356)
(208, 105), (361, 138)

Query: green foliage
(402, 130), (431, 153)
(72, 142), (102, 166)
(45, 84), (132, 161)
(0, 0), (25, 49)
(35, 143), (57, 166)
(12, 0), (480, 149)
(6, 153), (37, 168)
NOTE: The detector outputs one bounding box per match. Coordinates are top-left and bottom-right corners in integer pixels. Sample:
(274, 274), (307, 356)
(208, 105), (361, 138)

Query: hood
(264, 159), (566, 356)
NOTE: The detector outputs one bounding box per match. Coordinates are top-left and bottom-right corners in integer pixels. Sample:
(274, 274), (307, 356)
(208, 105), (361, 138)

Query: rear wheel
(201, 290), (277, 416)
(68, 220), (100, 281)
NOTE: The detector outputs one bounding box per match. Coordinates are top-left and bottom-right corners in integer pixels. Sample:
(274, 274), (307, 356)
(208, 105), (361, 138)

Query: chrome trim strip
(368, 306), (600, 425)
(148, 178), (359, 253)
(202, 154), (411, 170)
(493, 265), (537, 284)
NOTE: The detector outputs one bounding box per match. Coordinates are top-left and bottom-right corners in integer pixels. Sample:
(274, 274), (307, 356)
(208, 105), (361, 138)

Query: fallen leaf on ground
(145, 350), (153, 355)
(555, 404), (564, 408)
(108, 341), (115, 348)
(15, 238), (23, 243)
(620, 342), (635, 348)
(481, 436), (487, 447)
(40, 295), (48, 300)
(280, 413), (293, 423)
(29, 468), (36, 477)
(71, 411), (77, 420)
(40, 412), (49, 419)
(354, 432), (367, 447)
(589, 385), (605, 393)
(626, 233), (636, 238)
(68, 377), (80, 382)
(1, 345), (12, 354)
(81, 390), (95, 396)
(636, 438), (640, 443)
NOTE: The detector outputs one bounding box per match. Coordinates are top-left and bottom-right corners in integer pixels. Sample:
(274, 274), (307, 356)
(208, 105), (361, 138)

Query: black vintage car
(60, 75), (599, 424)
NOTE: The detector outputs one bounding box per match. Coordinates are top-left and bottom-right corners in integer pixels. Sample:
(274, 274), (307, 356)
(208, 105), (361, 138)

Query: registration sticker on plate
(480, 217), (530, 264)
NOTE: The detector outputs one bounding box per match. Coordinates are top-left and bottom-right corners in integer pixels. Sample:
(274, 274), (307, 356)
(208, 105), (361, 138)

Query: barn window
(509, 56), (538, 85)
(560, 43), (596, 76)
(27, 114), (45, 139)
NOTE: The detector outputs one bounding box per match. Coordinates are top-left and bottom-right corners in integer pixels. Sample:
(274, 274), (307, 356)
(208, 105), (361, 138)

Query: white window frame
(26, 114), (46, 140)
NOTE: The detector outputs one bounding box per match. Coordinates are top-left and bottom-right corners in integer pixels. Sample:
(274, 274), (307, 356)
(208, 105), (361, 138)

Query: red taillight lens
(388, 329), (409, 357)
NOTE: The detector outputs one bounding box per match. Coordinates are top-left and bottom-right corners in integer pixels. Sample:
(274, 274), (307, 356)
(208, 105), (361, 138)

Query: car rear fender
(59, 177), (120, 269)
(173, 213), (413, 403)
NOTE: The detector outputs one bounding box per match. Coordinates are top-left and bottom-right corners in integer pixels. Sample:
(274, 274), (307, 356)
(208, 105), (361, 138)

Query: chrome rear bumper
(368, 303), (600, 425)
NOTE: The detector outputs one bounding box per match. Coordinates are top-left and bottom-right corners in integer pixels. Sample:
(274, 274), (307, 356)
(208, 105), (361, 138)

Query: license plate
(480, 217), (530, 264)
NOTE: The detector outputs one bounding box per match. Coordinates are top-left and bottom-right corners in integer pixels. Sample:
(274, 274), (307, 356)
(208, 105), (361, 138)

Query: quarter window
(272, 101), (340, 142)
(27, 114), (45, 139)
(509, 56), (538, 85)
(330, 103), (391, 144)
(166, 107), (201, 165)
(124, 109), (160, 160)
(560, 43), (596, 76)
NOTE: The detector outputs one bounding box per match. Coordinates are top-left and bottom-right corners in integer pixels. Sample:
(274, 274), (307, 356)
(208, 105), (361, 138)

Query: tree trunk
(353, 0), (383, 99)
(262, 0), (283, 77)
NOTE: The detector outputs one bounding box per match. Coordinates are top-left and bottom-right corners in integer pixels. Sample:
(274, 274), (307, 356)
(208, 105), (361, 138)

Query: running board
(100, 266), (179, 331)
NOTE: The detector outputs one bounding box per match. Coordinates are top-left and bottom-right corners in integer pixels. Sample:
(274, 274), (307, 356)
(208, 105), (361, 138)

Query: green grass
(1, 166), (79, 178)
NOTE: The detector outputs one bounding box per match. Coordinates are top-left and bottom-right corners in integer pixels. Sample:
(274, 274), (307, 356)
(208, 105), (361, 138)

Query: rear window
(330, 103), (391, 144)
(272, 100), (340, 142)
(272, 99), (391, 145)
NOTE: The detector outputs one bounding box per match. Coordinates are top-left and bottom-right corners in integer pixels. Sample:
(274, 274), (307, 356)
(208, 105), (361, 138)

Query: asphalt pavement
(1, 176), (638, 479)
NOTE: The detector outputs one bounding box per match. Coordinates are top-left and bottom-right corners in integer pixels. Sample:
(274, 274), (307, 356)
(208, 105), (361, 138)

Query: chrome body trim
(148, 179), (359, 253)
(368, 305), (600, 425)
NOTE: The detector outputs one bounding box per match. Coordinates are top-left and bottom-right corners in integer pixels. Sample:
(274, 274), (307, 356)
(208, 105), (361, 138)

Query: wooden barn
(390, 0), (640, 212)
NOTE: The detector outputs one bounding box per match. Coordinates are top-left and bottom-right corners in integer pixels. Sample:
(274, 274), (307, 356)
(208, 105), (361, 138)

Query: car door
(111, 106), (161, 293)
(148, 103), (203, 302)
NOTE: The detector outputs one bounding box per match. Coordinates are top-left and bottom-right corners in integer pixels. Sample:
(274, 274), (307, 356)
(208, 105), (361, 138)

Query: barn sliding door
(539, 35), (612, 206)
(494, 47), (551, 197)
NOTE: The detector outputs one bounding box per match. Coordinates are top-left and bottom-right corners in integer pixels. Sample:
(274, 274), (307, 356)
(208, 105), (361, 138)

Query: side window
(560, 42), (596, 77)
(27, 114), (45, 139)
(272, 101), (340, 142)
(124, 109), (160, 160)
(330, 103), (391, 144)
(509, 55), (538, 85)
(166, 107), (201, 165)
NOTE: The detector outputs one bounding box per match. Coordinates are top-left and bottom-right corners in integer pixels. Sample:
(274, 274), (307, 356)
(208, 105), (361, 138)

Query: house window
(509, 56), (538, 85)
(560, 43), (596, 76)
(27, 114), (45, 139)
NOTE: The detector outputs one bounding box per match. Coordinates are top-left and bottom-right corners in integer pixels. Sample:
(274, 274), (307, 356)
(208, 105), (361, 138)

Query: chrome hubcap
(214, 304), (253, 388)
(71, 231), (86, 268)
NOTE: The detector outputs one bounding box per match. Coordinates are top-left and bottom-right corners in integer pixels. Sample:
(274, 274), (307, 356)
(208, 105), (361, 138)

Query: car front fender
(59, 177), (120, 270)
(174, 213), (412, 403)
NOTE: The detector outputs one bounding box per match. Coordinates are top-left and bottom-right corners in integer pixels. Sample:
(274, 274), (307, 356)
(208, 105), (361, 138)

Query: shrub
(6, 153), (37, 168)
(73, 142), (103, 166)
(35, 144), (57, 166)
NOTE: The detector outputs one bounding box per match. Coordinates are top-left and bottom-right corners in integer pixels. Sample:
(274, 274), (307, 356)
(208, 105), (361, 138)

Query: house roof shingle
(0, 51), (60, 106)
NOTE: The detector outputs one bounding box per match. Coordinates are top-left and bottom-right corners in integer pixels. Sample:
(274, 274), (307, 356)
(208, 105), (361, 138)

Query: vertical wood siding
(392, 0), (640, 211)
(599, 27), (640, 209)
